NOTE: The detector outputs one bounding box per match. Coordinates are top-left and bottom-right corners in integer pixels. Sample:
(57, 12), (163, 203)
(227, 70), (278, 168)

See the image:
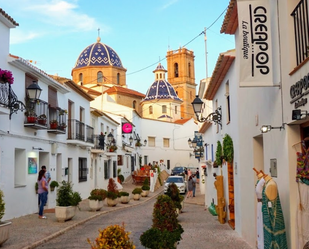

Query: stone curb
(22, 188), (164, 249)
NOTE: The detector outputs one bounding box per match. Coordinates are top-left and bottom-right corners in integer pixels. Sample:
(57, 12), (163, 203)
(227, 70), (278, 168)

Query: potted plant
(59, 109), (67, 116)
(50, 120), (58, 129)
(166, 183), (184, 214)
(50, 180), (59, 191)
(117, 168), (124, 184)
(59, 122), (67, 130)
(141, 178), (150, 197)
(140, 195), (184, 249)
(109, 145), (117, 152)
(0, 189), (12, 247)
(55, 181), (82, 222)
(132, 187), (142, 201)
(88, 189), (107, 211)
(37, 114), (47, 125)
(35, 182), (38, 194)
(119, 191), (130, 204)
(24, 110), (37, 123)
(87, 223), (135, 248)
(106, 178), (119, 207)
(215, 141), (223, 167)
(135, 140), (142, 147)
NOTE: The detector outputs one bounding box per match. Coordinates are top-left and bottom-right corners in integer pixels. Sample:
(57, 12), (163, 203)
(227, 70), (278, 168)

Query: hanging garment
(262, 180), (288, 249)
(256, 177), (265, 249)
(296, 181), (309, 249)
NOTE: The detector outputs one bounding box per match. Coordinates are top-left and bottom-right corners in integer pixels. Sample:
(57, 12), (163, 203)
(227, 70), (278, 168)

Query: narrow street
(34, 197), (253, 249)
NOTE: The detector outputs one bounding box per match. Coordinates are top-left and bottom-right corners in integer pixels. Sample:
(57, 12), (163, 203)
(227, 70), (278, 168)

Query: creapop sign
(237, 0), (280, 87)
(290, 72), (309, 108)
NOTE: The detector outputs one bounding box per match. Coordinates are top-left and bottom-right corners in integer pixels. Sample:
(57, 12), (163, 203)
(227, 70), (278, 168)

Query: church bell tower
(166, 48), (196, 119)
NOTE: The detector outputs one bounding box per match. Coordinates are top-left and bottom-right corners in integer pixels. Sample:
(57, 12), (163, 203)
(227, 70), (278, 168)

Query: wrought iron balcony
(24, 100), (49, 130)
(67, 119), (94, 146)
(0, 82), (26, 118)
(291, 0), (309, 66)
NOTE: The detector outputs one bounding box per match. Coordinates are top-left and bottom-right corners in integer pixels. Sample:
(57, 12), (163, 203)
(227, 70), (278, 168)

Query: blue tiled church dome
(143, 64), (182, 102)
(74, 37), (124, 69)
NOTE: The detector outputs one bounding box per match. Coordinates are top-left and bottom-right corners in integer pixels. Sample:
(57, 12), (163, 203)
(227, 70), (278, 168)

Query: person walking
(187, 175), (194, 198)
(192, 174), (197, 197)
(184, 168), (188, 181)
(196, 168), (200, 184)
(37, 169), (48, 219)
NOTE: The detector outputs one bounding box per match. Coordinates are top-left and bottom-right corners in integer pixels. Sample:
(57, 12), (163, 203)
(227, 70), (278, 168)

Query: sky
(1, 0), (234, 94)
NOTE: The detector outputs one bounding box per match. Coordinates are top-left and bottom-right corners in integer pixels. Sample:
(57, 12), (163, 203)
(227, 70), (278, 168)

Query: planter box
(0, 221), (11, 246)
(133, 194), (141, 201)
(89, 200), (104, 211)
(120, 196), (130, 204)
(55, 206), (76, 222)
(106, 198), (118, 207)
(141, 190), (149, 197)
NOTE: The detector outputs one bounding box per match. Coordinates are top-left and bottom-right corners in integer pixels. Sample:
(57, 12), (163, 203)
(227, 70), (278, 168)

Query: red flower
(0, 69), (14, 84)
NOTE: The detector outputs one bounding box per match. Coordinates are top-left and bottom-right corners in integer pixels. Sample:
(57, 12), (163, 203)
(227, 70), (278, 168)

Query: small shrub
(0, 189), (5, 221)
(119, 191), (130, 197)
(142, 178), (150, 190)
(106, 191), (118, 200)
(50, 180), (59, 188)
(88, 189), (107, 201)
(132, 187), (142, 195)
(140, 195), (183, 249)
(118, 174), (125, 183)
(56, 181), (82, 207)
(107, 178), (118, 194)
(88, 223), (135, 249)
(166, 183), (182, 210)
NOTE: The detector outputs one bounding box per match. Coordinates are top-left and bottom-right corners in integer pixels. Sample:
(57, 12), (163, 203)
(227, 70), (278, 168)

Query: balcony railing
(291, 0), (309, 65)
(86, 125), (94, 143)
(93, 134), (105, 150)
(0, 82), (26, 118)
(24, 100), (49, 129)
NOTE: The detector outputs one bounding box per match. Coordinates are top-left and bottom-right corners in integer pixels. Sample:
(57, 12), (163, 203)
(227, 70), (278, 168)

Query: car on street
(171, 166), (185, 176)
(164, 176), (187, 194)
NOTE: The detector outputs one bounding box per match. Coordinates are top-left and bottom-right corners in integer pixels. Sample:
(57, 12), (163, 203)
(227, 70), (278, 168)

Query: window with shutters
(148, 137), (155, 147)
(163, 138), (170, 148)
(78, 158), (87, 182)
(113, 161), (117, 178)
(48, 86), (58, 108)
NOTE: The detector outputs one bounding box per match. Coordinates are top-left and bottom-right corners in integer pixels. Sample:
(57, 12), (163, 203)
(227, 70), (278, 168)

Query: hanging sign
(237, 0), (280, 87)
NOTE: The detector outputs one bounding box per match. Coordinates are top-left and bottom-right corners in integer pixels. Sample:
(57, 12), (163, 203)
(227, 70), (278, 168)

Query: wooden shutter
(48, 86), (58, 108)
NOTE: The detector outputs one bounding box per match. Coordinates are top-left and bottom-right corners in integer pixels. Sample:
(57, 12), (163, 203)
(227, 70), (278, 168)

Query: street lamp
(191, 95), (222, 128)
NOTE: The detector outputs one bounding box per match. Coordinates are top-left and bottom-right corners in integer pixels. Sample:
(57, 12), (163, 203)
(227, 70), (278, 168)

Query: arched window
(156, 74), (158, 80)
(79, 73), (83, 82)
(174, 63), (179, 77)
(160, 73), (162, 79)
(149, 106), (153, 114)
(117, 73), (120, 84)
(162, 105), (167, 113)
(175, 106), (178, 114)
(97, 71), (103, 83)
(188, 62), (191, 77)
(133, 100), (136, 109)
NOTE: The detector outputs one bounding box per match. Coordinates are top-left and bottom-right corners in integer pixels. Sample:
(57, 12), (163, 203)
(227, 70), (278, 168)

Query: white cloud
(26, 0), (99, 31)
(161, 0), (179, 10)
(10, 29), (42, 44)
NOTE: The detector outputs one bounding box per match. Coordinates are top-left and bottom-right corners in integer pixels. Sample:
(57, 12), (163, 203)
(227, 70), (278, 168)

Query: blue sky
(1, 0), (234, 94)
